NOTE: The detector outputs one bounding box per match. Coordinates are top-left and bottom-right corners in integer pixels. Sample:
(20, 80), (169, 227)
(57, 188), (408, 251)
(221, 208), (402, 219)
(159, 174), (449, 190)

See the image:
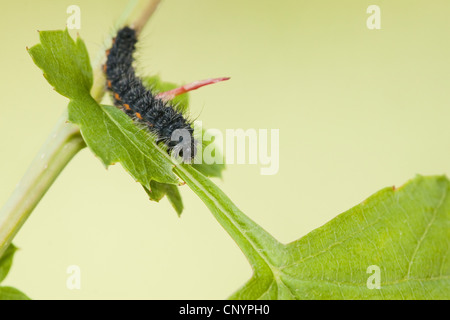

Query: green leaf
(28, 29), (92, 100)
(0, 244), (30, 300)
(28, 29), (179, 191)
(175, 166), (450, 300)
(144, 181), (183, 216)
(273, 175), (450, 300)
(0, 287), (30, 300)
(0, 244), (17, 283)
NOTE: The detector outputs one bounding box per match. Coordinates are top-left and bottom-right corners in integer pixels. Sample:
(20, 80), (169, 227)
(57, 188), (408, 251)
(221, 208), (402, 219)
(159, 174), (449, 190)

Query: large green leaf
(175, 165), (450, 299)
(0, 244), (29, 300)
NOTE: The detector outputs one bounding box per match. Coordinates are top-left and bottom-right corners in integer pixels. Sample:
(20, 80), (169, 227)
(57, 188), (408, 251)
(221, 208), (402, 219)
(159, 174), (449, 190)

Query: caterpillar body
(104, 26), (196, 161)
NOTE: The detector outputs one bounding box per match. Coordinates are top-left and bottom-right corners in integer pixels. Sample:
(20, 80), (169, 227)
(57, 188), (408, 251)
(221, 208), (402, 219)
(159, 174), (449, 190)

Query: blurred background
(0, 0), (449, 299)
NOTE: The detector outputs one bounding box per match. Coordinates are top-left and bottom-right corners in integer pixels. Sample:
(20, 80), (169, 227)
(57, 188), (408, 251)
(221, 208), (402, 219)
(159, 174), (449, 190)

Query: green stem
(0, 0), (162, 257)
(0, 111), (85, 257)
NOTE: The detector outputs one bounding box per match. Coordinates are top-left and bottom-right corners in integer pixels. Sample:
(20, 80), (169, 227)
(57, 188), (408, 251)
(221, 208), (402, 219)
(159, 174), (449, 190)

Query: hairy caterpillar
(104, 26), (196, 161)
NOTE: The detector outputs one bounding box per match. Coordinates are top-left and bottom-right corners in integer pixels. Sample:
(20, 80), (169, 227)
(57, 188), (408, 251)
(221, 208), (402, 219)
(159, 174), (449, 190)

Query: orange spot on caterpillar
(103, 64), (107, 72)
(114, 93), (121, 100)
(123, 104), (131, 110)
(135, 112), (143, 119)
(106, 49), (110, 56)
(107, 80), (112, 88)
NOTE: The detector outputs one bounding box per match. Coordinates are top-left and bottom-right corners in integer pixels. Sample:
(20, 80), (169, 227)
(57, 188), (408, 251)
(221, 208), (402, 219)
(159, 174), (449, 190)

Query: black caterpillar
(104, 26), (196, 161)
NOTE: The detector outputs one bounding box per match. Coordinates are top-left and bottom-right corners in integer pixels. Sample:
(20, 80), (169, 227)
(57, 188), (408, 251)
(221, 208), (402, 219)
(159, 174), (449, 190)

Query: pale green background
(0, 0), (449, 299)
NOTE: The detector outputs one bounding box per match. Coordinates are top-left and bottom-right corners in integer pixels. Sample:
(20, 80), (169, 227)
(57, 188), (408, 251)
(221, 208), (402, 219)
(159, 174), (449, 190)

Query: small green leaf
(0, 287), (30, 300)
(0, 244), (30, 300)
(144, 181), (183, 216)
(175, 165), (450, 300)
(28, 29), (92, 100)
(0, 244), (17, 283)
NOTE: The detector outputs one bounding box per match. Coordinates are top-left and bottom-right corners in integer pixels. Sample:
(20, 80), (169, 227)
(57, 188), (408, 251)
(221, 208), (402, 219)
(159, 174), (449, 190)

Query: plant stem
(0, 0), (162, 257)
(131, 0), (161, 35)
(0, 111), (85, 257)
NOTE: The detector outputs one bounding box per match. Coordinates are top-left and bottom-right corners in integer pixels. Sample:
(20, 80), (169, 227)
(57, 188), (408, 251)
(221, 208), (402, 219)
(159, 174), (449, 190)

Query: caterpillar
(104, 26), (196, 161)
